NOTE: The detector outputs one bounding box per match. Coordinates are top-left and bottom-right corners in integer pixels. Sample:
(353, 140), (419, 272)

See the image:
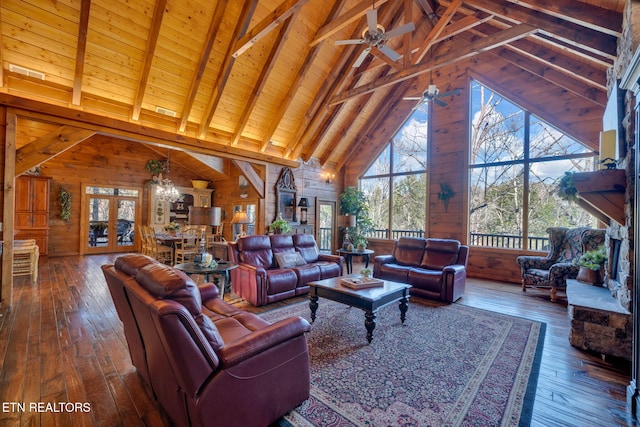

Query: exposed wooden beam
(413, 0), (462, 64)
(503, 0), (622, 37)
(72, 0), (92, 106)
(232, 160), (265, 198)
(2, 96), (300, 168)
(178, 1), (229, 133)
(232, 0), (308, 58)
(259, 0), (349, 153)
(443, 0), (618, 60)
(467, 22), (607, 91)
(131, 0), (167, 121)
(233, 14), (296, 146)
(309, 0), (390, 47)
(199, 1), (258, 139)
(436, 11), (494, 43)
(2, 107), (16, 306)
(329, 24), (537, 106)
(15, 126), (97, 176)
(487, 49), (606, 106)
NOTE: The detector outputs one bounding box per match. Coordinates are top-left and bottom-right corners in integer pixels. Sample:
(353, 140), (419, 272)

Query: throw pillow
(275, 251), (299, 269)
(275, 251), (307, 268)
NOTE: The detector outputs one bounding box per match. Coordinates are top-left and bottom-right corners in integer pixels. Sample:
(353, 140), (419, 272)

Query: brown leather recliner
(102, 254), (311, 427)
(373, 237), (468, 303)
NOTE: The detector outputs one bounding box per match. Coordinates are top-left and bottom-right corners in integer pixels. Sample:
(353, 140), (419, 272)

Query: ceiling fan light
(427, 85), (439, 96)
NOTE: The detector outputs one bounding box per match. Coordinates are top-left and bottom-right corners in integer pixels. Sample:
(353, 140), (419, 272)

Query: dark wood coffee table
(308, 276), (411, 343)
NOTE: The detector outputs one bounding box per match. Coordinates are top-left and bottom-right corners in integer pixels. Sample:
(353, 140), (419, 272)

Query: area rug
(261, 298), (545, 427)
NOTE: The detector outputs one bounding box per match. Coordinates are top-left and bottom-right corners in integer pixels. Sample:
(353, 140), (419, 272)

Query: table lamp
(231, 211), (250, 240)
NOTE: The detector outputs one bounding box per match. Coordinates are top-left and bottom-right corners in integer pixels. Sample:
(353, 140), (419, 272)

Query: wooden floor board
(0, 254), (636, 426)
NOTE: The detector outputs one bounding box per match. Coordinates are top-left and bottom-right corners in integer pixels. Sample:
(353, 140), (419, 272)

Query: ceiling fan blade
(434, 98), (448, 107)
(402, 96), (422, 101)
(437, 88), (462, 97)
(383, 22), (415, 39)
(335, 39), (366, 45)
(366, 9), (377, 35)
(378, 44), (401, 61)
(353, 47), (371, 67)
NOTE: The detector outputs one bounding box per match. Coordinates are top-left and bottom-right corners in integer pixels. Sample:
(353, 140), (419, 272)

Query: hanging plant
(145, 158), (165, 175)
(557, 172), (578, 202)
(59, 186), (72, 221)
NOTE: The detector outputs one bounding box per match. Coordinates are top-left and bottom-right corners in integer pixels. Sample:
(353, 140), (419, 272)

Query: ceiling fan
(335, 1), (415, 68)
(404, 85), (462, 107)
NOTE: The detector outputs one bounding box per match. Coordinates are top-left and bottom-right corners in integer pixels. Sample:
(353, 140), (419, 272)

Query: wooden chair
(138, 225), (151, 256)
(13, 239), (40, 283)
(174, 231), (198, 264)
(147, 227), (173, 264)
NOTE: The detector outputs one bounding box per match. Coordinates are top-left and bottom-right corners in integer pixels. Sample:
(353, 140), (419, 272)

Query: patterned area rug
(262, 298), (545, 427)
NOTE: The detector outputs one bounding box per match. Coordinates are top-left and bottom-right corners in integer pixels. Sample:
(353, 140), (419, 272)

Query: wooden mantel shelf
(572, 169), (626, 225)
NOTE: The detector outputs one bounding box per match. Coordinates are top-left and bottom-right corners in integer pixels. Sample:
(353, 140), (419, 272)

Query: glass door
(84, 186), (140, 254)
(317, 200), (336, 253)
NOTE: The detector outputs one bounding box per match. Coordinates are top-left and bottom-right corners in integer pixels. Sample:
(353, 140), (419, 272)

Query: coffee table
(174, 262), (237, 298)
(308, 275), (411, 343)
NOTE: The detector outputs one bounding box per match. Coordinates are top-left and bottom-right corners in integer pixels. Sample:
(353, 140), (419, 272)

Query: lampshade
(189, 206), (218, 225)
(348, 215), (357, 227)
(231, 211), (250, 224)
(298, 197), (309, 208)
(211, 207), (221, 226)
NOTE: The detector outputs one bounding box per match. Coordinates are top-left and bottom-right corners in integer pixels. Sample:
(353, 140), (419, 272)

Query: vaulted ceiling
(0, 0), (624, 179)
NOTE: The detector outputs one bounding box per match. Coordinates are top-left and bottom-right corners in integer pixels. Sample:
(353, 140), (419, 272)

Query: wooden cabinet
(15, 176), (51, 255)
(148, 185), (213, 230)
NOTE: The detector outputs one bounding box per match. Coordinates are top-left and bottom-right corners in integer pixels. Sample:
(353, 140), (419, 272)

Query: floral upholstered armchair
(516, 227), (605, 302)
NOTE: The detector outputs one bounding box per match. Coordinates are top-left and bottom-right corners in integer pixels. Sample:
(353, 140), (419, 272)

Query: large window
(469, 80), (598, 249)
(360, 109), (428, 239)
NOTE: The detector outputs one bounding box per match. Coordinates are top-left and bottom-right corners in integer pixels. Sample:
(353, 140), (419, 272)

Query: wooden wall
(39, 135), (199, 256)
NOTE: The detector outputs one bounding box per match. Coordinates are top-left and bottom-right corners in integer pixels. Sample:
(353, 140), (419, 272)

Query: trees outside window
(359, 109), (427, 239)
(469, 80), (598, 249)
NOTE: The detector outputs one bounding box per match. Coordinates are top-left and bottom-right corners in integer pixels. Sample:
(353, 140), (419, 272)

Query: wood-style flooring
(0, 254), (636, 426)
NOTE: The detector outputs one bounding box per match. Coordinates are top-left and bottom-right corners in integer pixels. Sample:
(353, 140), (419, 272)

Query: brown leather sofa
(228, 234), (344, 306)
(373, 237), (469, 303)
(102, 254), (311, 427)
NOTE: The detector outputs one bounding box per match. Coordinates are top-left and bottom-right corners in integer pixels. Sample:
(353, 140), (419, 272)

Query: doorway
(317, 199), (337, 253)
(82, 185), (141, 254)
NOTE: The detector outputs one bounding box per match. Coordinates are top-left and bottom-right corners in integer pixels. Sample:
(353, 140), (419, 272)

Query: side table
(174, 262), (237, 299)
(337, 249), (375, 274)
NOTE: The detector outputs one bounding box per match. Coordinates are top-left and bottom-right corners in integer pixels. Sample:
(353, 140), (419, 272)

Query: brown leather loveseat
(102, 254), (311, 427)
(228, 234), (343, 306)
(373, 237), (469, 303)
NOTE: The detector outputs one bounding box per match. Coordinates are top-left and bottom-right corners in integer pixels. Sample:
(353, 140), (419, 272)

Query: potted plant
(360, 268), (372, 278)
(339, 186), (374, 246)
(269, 218), (291, 234)
(576, 246), (607, 285)
(352, 230), (368, 252)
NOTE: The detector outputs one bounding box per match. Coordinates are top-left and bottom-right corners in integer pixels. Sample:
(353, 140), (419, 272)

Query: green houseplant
(269, 218), (291, 234)
(576, 246), (607, 285)
(339, 186), (373, 246)
(557, 172), (579, 202)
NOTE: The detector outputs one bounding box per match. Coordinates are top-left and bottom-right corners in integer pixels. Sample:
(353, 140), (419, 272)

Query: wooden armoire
(15, 175), (51, 255)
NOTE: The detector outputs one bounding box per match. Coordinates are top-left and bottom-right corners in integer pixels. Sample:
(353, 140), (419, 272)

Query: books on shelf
(340, 277), (384, 289)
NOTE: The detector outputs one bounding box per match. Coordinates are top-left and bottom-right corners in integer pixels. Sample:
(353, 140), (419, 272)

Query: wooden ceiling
(0, 0), (624, 178)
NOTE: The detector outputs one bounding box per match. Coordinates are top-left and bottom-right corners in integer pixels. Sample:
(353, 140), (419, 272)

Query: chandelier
(156, 150), (180, 203)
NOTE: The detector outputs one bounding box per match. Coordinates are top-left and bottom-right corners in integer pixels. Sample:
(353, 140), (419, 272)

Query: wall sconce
(321, 170), (335, 184)
(298, 197), (309, 224)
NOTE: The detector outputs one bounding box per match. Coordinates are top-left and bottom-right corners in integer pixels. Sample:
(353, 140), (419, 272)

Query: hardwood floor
(0, 254), (636, 426)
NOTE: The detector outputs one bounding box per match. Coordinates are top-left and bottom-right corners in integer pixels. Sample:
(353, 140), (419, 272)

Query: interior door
(83, 185), (140, 254)
(317, 200), (337, 253)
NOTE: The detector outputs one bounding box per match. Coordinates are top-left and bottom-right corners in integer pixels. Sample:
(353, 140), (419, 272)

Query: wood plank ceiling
(0, 0), (624, 179)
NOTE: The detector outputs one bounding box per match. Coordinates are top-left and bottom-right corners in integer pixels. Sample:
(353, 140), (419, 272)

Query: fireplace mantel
(572, 169), (626, 225)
